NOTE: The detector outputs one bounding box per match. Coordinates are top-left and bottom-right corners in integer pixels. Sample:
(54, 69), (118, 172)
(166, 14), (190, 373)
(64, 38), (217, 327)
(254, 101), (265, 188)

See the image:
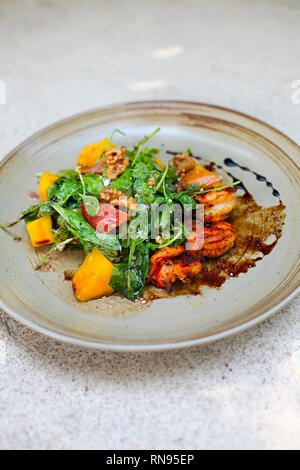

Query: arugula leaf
(51, 204), (121, 261)
(196, 180), (241, 194)
(21, 204), (41, 217)
(131, 128), (160, 166)
(131, 162), (150, 179)
(133, 179), (155, 204)
(110, 168), (133, 192)
(57, 169), (78, 178)
(179, 184), (206, 195)
(47, 177), (81, 205)
(35, 226), (74, 270)
(0, 203), (45, 230)
(38, 201), (54, 217)
(82, 195), (99, 216)
(48, 173), (106, 206)
(162, 184), (206, 209)
(152, 195), (166, 205)
(109, 240), (150, 300)
(154, 164), (169, 194)
(149, 224), (191, 250)
(166, 165), (177, 182)
(82, 174), (105, 197)
(20, 202), (54, 223)
(173, 193), (197, 209)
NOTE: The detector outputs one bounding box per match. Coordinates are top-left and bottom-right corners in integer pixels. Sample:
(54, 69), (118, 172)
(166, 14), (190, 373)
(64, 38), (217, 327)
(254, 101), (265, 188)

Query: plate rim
(0, 100), (299, 352)
(0, 290), (298, 352)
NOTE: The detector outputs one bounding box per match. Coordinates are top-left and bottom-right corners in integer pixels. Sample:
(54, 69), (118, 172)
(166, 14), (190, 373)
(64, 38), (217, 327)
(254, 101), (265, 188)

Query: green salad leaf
(110, 168), (133, 193)
(82, 173), (105, 196)
(81, 195), (99, 216)
(51, 204), (121, 261)
(109, 240), (150, 300)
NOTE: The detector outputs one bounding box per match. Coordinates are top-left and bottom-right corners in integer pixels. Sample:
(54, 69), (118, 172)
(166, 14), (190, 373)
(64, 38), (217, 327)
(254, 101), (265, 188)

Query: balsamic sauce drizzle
(165, 150), (280, 197)
(223, 158), (280, 197)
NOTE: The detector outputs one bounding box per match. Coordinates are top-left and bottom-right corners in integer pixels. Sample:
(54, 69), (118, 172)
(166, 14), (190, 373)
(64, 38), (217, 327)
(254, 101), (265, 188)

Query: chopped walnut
(148, 176), (156, 187)
(101, 146), (129, 180)
(172, 152), (196, 175)
(99, 188), (138, 211)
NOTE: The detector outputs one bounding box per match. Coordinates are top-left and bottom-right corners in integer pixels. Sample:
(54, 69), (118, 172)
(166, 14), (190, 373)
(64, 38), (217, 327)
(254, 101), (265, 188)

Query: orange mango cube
(72, 247), (114, 301)
(39, 172), (59, 202)
(77, 138), (115, 167)
(26, 215), (55, 247)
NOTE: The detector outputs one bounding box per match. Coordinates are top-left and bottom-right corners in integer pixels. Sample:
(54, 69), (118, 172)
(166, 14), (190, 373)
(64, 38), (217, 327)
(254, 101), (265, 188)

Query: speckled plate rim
(0, 100), (300, 352)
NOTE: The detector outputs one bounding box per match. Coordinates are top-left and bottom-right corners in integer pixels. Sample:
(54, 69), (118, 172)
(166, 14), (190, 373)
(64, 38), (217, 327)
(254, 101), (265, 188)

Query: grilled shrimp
(149, 246), (202, 289)
(193, 187), (237, 222)
(190, 221), (237, 258)
(150, 245), (185, 264)
(201, 221), (236, 257)
(149, 221), (236, 288)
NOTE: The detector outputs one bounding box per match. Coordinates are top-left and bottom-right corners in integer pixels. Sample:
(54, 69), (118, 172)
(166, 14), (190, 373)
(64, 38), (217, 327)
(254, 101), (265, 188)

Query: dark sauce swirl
(223, 158), (280, 197)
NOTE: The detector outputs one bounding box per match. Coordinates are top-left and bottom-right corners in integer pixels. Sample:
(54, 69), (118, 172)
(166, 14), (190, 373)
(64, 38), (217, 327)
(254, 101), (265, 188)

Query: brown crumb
(64, 270), (74, 281)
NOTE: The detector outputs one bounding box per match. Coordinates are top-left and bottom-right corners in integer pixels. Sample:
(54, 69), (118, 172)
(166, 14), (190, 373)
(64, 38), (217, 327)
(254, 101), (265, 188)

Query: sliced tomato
(80, 163), (104, 175)
(82, 202), (130, 233)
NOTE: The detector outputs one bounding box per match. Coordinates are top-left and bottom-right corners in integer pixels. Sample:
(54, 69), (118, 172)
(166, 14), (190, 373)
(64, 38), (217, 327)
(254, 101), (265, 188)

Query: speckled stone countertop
(0, 0), (299, 450)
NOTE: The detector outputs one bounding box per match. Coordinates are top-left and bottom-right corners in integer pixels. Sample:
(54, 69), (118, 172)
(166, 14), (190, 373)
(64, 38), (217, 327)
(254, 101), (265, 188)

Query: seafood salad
(1, 129), (241, 302)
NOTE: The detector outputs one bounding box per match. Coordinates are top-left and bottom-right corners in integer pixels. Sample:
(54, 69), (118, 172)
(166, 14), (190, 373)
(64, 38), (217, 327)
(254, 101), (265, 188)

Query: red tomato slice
(82, 202), (130, 233)
(80, 163), (104, 174)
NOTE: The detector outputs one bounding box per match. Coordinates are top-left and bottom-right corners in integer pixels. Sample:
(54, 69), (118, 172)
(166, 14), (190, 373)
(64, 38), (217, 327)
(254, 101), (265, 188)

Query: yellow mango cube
(39, 172), (59, 202)
(77, 138), (115, 167)
(72, 247), (114, 301)
(26, 215), (55, 247)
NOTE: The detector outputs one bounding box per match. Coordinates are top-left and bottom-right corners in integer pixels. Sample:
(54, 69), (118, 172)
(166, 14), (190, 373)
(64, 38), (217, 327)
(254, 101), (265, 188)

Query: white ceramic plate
(0, 101), (299, 351)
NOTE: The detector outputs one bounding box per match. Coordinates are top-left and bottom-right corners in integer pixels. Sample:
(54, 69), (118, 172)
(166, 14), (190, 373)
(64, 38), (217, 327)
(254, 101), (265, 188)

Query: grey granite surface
(0, 0), (299, 450)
